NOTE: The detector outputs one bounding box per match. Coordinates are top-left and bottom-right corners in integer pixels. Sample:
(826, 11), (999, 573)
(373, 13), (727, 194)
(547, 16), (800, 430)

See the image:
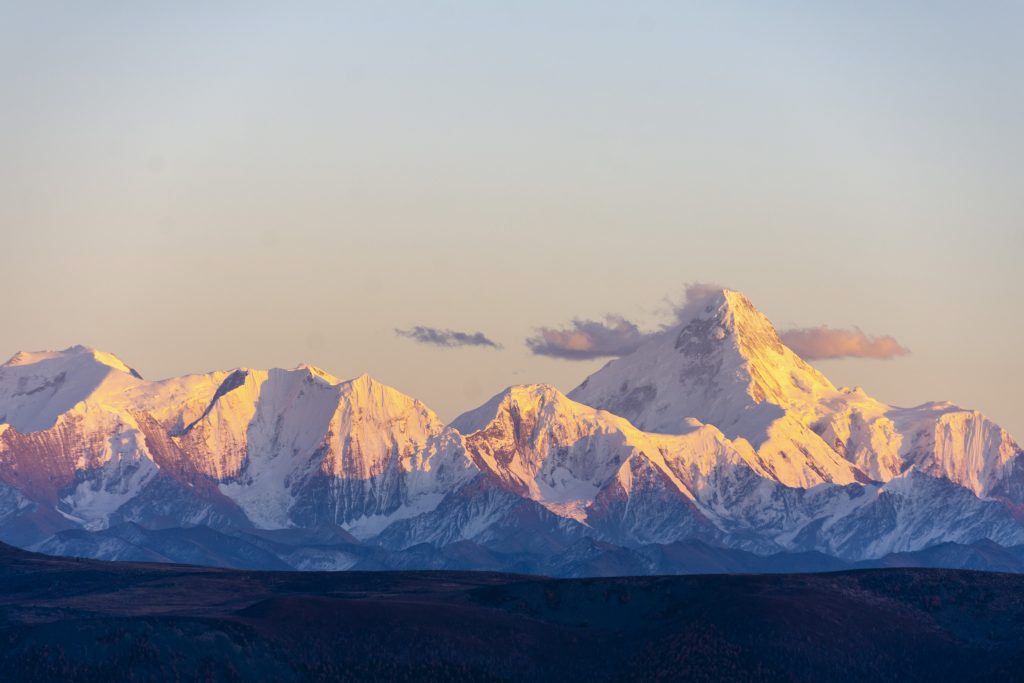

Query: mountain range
(1, 288), (1021, 574)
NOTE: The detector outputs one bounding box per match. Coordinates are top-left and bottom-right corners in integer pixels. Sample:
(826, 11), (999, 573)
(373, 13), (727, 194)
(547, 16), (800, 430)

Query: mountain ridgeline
(1, 289), (1022, 574)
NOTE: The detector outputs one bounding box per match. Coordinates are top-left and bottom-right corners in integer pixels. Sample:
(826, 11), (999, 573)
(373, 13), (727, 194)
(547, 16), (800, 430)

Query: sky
(1, 2), (1021, 437)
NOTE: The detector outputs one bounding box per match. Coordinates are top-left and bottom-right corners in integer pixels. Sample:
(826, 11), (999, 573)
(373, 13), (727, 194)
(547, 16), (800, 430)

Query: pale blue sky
(1, 2), (1021, 436)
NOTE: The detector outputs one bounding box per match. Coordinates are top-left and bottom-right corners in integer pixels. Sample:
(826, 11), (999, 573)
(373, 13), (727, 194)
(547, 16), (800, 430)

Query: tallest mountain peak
(678, 288), (780, 340)
(569, 289), (835, 439)
(668, 287), (792, 360)
(674, 288), (824, 383)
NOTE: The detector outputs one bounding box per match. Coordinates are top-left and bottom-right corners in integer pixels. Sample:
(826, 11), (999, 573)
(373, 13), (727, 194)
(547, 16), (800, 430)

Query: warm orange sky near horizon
(1, 2), (1021, 437)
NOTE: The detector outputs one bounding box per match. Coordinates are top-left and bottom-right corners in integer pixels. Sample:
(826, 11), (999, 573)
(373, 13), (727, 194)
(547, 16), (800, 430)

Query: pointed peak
(344, 371), (383, 389)
(662, 289), (796, 372)
(723, 288), (776, 321)
(293, 363), (341, 384)
(679, 291), (836, 403)
(671, 290), (824, 369)
(342, 371), (394, 397)
(451, 384), (584, 435)
(339, 372), (429, 409)
(505, 383), (569, 403)
(673, 288), (772, 335)
(570, 289), (837, 437)
(669, 286), (741, 326)
(483, 383), (579, 413)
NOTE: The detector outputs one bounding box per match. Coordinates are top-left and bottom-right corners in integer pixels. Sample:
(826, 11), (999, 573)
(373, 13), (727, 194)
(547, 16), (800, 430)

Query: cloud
(525, 282), (909, 363)
(669, 282), (728, 325)
(527, 282), (728, 361)
(779, 326), (910, 360)
(526, 315), (651, 360)
(395, 326), (502, 349)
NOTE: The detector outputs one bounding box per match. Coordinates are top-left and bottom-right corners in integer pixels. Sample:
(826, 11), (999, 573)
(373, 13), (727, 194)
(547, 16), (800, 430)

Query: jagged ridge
(0, 288), (1022, 572)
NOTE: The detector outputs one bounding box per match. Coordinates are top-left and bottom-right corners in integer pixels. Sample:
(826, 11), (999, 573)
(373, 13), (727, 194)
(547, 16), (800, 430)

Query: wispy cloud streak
(396, 326), (502, 349)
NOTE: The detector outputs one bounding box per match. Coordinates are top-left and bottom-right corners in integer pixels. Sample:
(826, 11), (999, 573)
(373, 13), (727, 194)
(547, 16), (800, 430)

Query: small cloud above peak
(670, 282), (731, 326)
(780, 326), (910, 361)
(396, 326), (502, 350)
(527, 282), (735, 361)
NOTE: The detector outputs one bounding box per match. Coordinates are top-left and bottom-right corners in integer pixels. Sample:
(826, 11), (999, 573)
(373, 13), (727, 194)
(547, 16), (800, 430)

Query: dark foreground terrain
(2, 543), (1024, 682)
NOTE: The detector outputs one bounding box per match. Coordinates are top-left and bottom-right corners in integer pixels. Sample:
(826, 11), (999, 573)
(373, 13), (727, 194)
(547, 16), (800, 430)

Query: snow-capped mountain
(453, 384), (753, 545)
(569, 289), (1024, 499)
(1, 288), (1022, 573)
(0, 348), (475, 543)
(447, 383), (1024, 558)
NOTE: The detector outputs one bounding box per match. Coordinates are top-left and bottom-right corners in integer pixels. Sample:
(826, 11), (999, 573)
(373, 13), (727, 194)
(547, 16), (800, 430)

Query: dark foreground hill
(2, 543), (1024, 682)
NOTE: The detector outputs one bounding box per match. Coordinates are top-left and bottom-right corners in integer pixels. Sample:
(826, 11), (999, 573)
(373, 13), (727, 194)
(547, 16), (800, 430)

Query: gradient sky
(1, 2), (1021, 437)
